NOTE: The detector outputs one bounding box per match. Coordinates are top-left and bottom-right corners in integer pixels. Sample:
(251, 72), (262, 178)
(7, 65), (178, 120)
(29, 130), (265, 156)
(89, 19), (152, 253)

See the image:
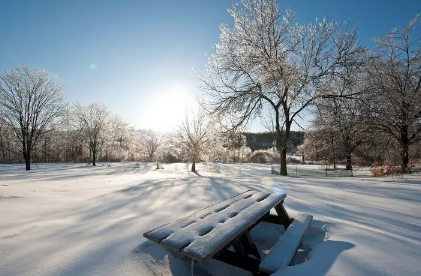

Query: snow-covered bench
(259, 214), (313, 275)
(143, 190), (291, 275)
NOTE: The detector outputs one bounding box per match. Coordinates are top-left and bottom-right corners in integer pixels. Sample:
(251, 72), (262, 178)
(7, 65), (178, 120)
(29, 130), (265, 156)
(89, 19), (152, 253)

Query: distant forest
(242, 131), (304, 153)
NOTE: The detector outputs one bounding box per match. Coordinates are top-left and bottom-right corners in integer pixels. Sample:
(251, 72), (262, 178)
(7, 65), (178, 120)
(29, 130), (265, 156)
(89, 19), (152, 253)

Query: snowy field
(0, 162), (420, 276)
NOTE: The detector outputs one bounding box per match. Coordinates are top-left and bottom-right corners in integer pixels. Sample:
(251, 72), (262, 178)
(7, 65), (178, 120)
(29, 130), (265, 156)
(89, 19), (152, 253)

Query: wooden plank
(143, 190), (251, 242)
(259, 214), (313, 275)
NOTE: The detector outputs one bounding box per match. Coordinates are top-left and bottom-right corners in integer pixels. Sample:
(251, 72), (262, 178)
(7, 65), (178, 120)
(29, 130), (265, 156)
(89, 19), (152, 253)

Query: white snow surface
(0, 162), (420, 276)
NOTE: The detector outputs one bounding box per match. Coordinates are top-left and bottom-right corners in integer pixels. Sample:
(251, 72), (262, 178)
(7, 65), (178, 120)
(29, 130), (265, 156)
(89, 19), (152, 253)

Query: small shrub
(371, 161), (401, 176)
(286, 156), (301, 164)
(250, 151), (273, 163)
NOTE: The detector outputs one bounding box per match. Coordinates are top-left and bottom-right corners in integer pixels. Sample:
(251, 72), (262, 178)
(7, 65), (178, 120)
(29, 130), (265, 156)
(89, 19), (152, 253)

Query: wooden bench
(258, 214), (313, 275)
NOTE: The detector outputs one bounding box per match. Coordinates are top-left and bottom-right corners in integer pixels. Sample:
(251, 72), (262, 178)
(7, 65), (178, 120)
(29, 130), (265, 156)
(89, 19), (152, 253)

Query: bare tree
(223, 130), (246, 162)
(70, 102), (110, 166)
(105, 114), (130, 161)
(176, 109), (212, 172)
(139, 129), (161, 162)
(302, 129), (334, 164)
(313, 73), (368, 170)
(0, 120), (7, 162)
(0, 67), (65, 170)
(0, 120), (18, 163)
(200, 0), (364, 175)
(366, 15), (421, 172)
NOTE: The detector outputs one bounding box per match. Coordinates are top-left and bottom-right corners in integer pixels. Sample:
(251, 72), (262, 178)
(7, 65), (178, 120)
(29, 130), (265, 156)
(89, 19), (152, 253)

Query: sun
(146, 82), (195, 131)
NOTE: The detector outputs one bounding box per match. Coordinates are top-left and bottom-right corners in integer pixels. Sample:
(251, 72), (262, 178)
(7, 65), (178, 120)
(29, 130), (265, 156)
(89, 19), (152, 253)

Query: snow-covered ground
(0, 162), (420, 276)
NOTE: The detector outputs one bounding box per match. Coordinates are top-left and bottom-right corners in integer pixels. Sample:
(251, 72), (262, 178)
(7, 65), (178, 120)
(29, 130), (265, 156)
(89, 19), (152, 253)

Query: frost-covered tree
(139, 129), (161, 161)
(223, 130), (247, 162)
(0, 67), (66, 170)
(365, 15), (421, 172)
(208, 131), (229, 162)
(0, 120), (19, 163)
(70, 102), (110, 166)
(176, 109), (212, 172)
(303, 127), (341, 166)
(313, 73), (368, 170)
(311, 97), (366, 170)
(200, 0), (364, 175)
(104, 114), (130, 161)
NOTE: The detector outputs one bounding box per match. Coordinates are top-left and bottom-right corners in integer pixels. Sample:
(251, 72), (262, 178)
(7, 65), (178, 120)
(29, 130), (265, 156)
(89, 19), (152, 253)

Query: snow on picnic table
(0, 162), (420, 276)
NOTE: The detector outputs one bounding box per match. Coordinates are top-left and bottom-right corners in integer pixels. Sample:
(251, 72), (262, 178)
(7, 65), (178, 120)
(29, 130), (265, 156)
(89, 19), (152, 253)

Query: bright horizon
(0, 0), (419, 132)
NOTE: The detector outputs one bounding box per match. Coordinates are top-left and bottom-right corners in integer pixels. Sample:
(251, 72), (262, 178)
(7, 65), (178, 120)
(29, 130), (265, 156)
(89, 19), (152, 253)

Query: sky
(0, 0), (420, 132)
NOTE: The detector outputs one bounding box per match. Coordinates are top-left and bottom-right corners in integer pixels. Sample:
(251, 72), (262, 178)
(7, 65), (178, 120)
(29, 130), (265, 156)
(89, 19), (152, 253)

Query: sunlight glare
(145, 82), (195, 131)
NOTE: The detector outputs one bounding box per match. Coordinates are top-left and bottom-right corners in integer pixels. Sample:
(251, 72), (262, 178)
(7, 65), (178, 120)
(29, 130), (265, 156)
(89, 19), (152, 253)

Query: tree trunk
(331, 134), (336, 170)
(92, 151), (96, 166)
(345, 152), (352, 170)
(0, 138), (5, 162)
(400, 124), (409, 173)
(274, 104), (289, 176)
(280, 114), (291, 176)
(191, 160), (196, 172)
(23, 140), (31, 170)
(401, 143), (409, 173)
(24, 151), (31, 171)
(44, 139), (47, 163)
(280, 148), (287, 175)
(25, 158), (31, 170)
(92, 142), (97, 166)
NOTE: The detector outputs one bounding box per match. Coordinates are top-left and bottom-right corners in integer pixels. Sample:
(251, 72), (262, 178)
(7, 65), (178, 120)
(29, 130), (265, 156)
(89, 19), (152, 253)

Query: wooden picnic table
(143, 189), (292, 275)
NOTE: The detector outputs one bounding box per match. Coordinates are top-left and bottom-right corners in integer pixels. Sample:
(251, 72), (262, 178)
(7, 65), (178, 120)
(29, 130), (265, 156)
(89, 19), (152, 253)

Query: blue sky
(0, 0), (420, 131)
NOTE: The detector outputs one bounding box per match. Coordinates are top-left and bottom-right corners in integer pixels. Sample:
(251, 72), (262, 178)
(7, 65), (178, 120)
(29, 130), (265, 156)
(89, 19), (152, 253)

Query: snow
(0, 162), (420, 276)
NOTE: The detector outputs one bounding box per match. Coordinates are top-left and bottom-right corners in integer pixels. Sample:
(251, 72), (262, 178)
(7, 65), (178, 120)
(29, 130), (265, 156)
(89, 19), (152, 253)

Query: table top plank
(143, 190), (252, 243)
(143, 190), (286, 262)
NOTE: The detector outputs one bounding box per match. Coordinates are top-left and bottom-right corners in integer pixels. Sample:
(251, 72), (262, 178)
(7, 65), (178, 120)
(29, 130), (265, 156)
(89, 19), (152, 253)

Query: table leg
(167, 250), (194, 276)
(274, 202), (292, 230)
(232, 239), (244, 255)
(239, 232), (261, 260)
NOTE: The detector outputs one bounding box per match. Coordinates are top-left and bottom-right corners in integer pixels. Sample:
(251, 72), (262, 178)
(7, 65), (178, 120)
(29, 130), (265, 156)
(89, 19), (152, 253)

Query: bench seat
(258, 214), (313, 275)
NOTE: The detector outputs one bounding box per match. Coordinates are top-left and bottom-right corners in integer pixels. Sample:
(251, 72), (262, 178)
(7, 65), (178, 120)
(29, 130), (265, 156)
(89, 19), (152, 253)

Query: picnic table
(143, 190), (312, 275)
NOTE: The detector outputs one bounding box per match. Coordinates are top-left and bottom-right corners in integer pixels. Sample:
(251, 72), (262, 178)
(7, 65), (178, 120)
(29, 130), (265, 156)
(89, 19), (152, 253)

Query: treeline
(0, 119), (299, 166)
(0, 94), (296, 167)
(242, 132), (304, 152)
